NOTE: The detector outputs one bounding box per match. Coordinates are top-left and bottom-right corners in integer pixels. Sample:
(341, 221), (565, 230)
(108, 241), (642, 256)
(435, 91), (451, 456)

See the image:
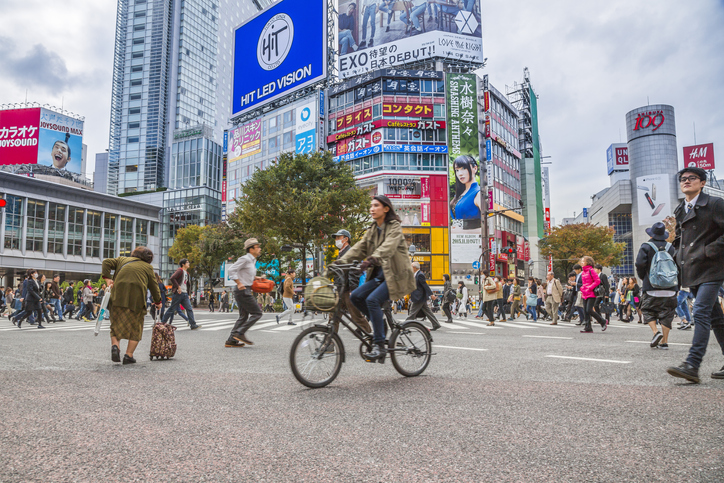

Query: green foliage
(226, 151), (370, 284)
(539, 223), (626, 279)
(168, 223), (243, 286)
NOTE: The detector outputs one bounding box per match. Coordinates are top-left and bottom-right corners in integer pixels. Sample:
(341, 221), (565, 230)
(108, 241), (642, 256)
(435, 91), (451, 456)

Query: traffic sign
(472, 261), (480, 270)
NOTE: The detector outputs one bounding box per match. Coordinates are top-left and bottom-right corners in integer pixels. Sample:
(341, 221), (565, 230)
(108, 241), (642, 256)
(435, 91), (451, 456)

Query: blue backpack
(646, 242), (678, 289)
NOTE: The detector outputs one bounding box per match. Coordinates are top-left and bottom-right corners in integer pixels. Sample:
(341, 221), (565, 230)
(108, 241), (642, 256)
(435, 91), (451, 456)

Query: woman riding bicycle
(337, 195), (416, 362)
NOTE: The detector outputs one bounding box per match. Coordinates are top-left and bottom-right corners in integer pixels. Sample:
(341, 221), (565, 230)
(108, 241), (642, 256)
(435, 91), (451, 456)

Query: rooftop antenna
(647, 96), (650, 105)
(693, 122), (697, 144)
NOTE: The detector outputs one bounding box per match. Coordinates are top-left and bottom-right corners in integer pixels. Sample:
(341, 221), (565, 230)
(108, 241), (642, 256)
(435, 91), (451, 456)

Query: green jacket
(101, 256), (161, 314)
(337, 219), (416, 301)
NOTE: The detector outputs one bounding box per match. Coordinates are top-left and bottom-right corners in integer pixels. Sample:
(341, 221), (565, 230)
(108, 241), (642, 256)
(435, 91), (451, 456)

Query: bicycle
(289, 262), (434, 388)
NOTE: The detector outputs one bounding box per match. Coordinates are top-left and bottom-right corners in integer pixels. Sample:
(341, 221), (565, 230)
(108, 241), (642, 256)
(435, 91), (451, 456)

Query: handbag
(574, 291), (583, 307)
(251, 278), (276, 294)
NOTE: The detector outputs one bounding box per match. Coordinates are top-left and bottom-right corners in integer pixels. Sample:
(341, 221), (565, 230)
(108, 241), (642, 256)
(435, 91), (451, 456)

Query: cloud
(0, 38), (80, 95)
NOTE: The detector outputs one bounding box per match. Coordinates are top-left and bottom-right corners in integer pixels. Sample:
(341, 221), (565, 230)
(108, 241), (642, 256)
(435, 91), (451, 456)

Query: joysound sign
(232, 0), (328, 118)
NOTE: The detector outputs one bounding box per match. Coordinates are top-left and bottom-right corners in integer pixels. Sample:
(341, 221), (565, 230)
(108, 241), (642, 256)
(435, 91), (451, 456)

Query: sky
(1, 0), (723, 223)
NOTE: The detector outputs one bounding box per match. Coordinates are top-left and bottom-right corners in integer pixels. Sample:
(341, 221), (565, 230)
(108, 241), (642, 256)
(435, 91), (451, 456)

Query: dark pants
(442, 302), (453, 322)
(333, 291), (372, 334)
(496, 299), (507, 320)
(583, 297), (606, 330)
(79, 302), (94, 320)
(63, 303), (76, 317)
(686, 281), (724, 369)
(482, 300), (495, 321)
(229, 288), (263, 338)
(162, 292), (196, 327)
(350, 275), (388, 344)
(407, 298), (440, 328)
(18, 301), (43, 325)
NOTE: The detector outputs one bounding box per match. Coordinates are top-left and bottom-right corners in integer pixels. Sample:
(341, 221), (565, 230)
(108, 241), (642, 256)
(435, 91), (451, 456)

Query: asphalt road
(1, 310), (723, 482)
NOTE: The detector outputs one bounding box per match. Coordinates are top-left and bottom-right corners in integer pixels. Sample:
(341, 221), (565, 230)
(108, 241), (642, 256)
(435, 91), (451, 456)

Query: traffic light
(0, 197), (6, 208)
(501, 247), (517, 255)
(474, 276), (479, 284)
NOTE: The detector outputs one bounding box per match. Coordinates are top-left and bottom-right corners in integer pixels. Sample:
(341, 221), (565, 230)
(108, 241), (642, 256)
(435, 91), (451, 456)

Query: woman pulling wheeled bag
(336, 195), (416, 363)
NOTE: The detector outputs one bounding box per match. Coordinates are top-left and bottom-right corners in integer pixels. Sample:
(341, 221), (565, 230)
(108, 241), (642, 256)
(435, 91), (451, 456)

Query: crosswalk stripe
(248, 320), (283, 331)
(452, 320), (503, 329)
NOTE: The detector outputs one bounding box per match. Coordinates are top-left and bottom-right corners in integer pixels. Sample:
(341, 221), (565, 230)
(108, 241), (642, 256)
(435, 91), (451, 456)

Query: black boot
(363, 342), (386, 364)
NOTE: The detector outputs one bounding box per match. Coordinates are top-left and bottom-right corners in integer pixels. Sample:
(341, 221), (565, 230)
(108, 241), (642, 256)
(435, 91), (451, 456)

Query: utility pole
(479, 74), (492, 299)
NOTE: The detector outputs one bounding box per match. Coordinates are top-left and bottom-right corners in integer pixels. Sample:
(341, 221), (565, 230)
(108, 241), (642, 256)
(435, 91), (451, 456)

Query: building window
(120, 216), (133, 256)
(47, 203), (66, 255)
(129, 108), (140, 114)
(25, 199), (46, 252)
(130, 93), (141, 100)
(68, 207), (84, 256)
(150, 221), (157, 237)
(131, 66), (143, 73)
(133, 25), (145, 31)
(131, 79), (142, 86)
(86, 211), (102, 259)
(128, 137), (139, 143)
(104, 215), (117, 259)
(128, 122), (140, 129)
(3, 195), (23, 250)
(132, 38), (144, 45)
(135, 219), (148, 247)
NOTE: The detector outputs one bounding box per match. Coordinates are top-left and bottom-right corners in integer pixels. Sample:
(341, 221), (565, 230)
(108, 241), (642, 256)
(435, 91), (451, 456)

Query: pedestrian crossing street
(0, 313), (651, 334)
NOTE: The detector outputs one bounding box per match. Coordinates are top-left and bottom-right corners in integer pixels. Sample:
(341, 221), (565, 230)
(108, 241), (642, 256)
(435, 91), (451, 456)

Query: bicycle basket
(304, 277), (339, 312)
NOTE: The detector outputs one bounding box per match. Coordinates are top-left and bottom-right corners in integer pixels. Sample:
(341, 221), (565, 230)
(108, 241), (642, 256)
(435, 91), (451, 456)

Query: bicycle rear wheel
(389, 321), (432, 377)
(290, 326), (344, 388)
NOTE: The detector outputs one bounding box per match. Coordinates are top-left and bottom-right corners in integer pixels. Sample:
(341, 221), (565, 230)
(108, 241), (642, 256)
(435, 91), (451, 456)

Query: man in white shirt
(544, 272), (564, 325)
(225, 238), (264, 348)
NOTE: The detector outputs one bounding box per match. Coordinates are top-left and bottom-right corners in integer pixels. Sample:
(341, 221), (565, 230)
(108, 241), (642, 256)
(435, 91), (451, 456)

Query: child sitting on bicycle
(336, 195), (416, 362)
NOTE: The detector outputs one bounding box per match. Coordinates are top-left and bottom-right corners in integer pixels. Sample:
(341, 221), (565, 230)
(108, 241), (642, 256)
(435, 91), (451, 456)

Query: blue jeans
(676, 290), (692, 322)
(350, 275), (388, 344)
(686, 282), (724, 369)
(427, 3), (438, 17)
(361, 4), (376, 41)
(339, 30), (355, 54)
(50, 298), (63, 320)
(401, 4), (427, 30)
(378, 3), (393, 24)
(526, 304), (537, 321)
(162, 292), (196, 327)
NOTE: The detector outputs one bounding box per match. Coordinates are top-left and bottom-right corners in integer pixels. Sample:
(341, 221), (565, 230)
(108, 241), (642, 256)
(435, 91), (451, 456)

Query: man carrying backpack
(635, 222), (679, 350)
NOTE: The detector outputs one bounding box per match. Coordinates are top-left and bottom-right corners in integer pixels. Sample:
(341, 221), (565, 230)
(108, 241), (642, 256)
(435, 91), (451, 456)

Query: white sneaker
(650, 331), (663, 348)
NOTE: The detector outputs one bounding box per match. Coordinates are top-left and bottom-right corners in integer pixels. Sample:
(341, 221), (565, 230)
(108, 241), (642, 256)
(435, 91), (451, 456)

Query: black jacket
(673, 192), (724, 287)
(337, 245), (360, 290)
(25, 279), (42, 304)
(502, 283), (511, 301)
(635, 238), (679, 293)
(410, 270), (433, 303)
(63, 286), (75, 305)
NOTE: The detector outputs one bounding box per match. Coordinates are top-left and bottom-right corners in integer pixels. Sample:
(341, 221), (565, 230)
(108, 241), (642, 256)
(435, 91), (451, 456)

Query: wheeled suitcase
(149, 314), (177, 360)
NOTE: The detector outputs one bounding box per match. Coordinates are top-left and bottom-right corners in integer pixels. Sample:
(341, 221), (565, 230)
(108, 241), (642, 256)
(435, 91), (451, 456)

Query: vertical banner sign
(421, 177), (430, 198)
(223, 130), (228, 154)
(524, 241), (531, 262)
(544, 207), (551, 234)
(448, 73), (482, 264)
(295, 100), (317, 154)
(517, 236), (525, 259)
(489, 237), (495, 273)
(548, 255), (553, 272)
(222, 154), (228, 203)
(421, 203), (430, 226)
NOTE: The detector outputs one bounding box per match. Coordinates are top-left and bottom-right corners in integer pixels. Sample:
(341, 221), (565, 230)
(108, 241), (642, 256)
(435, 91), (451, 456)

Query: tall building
(94, 152), (109, 194)
(508, 68), (545, 278)
(107, 0), (274, 277)
(107, 0), (272, 196)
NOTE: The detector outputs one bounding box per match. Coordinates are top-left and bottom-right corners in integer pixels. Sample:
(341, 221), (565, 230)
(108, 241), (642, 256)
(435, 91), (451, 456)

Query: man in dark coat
(635, 222), (679, 350)
(667, 167), (724, 383)
(407, 262), (441, 331)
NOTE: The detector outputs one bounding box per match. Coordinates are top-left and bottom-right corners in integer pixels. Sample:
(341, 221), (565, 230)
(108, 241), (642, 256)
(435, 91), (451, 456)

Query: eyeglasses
(680, 176), (701, 183)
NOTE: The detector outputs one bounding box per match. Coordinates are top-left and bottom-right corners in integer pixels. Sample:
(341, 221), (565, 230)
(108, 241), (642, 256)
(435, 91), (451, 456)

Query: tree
(227, 151), (370, 285)
(167, 224), (239, 288)
(168, 225), (205, 279)
(539, 223), (626, 279)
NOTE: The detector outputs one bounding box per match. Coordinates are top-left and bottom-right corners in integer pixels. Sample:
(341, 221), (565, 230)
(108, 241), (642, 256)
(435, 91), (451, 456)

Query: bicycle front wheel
(389, 321), (432, 377)
(290, 326), (344, 388)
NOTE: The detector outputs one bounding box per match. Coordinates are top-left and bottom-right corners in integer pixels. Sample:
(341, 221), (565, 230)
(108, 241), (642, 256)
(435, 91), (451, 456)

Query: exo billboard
(0, 107), (84, 174)
(338, 0), (483, 79)
(683, 143), (715, 170)
(232, 0), (328, 118)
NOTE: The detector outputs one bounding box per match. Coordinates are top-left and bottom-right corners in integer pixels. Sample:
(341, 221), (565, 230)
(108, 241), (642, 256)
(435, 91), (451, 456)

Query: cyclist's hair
(443, 274), (450, 282)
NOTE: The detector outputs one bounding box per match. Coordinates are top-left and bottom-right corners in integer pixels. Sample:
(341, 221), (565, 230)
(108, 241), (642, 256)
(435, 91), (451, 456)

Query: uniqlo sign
(683, 143), (715, 170)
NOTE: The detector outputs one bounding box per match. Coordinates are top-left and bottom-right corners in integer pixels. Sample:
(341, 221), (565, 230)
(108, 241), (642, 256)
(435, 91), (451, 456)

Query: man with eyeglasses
(667, 167), (724, 383)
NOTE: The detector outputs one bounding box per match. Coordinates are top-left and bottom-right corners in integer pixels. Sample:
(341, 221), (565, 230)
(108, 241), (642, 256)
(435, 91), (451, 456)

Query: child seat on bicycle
(336, 195), (416, 362)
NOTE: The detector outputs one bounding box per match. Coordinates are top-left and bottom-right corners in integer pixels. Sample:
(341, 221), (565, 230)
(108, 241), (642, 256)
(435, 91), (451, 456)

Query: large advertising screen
(446, 73), (482, 265)
(0, 107), (84, 173)
(338, 0), (483, 79)
(228, 120), (262, 163)
(231, 0), (328, 118)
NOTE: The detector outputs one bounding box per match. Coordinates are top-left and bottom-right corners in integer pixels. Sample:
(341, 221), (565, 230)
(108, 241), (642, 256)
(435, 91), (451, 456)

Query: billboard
(635, 174), (672, 226)
(295, 100), (317, 154)
(338, 0), (483, 79)
(0, 107), (84, 173)
(606, 143), (629, 175)
(683, 143), (715, 170)
(231, 0), (328, 117)
(229, 120), (262, 163)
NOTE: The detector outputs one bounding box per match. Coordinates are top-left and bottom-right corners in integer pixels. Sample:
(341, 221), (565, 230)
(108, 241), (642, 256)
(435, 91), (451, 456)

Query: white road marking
(491, 321), (539, 329)
(248, 320), (284, 331)
(545, 355), (631, 364)
(435, 345), (488, 351)
(523, 335), (573, 340)
(450, 331), (485, 335)
(452, 320), (503, 330)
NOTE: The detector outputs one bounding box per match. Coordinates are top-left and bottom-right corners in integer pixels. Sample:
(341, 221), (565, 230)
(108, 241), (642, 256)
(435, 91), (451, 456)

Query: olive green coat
(337, 219), (416, 301)
(101, 256), (161, 314)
